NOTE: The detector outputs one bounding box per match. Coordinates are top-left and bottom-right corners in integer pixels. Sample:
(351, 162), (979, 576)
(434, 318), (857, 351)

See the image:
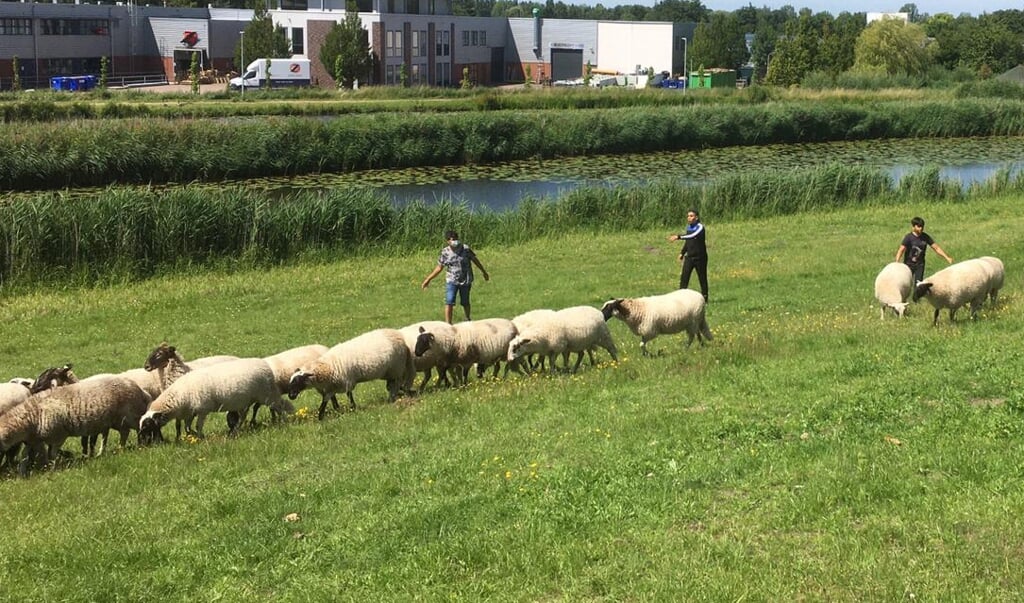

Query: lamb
(287, 328), (415, 420)
(401, 321), (458, 390)
(0, 375), (152, 474)
(139, 358), (293, 441)
(507, 306), (618, 373)
(979, 256), (1004, 306)
(450, 318), (520, 385)
(913, 259), (994, 326)
(874, 261), (914, 319)
(601, 289), (713, 355)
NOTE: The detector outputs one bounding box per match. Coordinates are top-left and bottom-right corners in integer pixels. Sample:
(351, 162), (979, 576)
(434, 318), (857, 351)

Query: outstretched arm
(421, 265), (443, 289)
(931, 243), (953, 264)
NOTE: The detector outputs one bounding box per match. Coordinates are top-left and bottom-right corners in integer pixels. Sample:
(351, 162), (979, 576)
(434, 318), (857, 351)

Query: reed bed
(4, 98), (1024, 191)
(3, 163), (1018, 291)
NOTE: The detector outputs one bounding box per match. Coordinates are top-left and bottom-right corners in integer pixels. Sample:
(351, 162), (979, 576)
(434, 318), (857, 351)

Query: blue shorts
(445, 282), (471, 306)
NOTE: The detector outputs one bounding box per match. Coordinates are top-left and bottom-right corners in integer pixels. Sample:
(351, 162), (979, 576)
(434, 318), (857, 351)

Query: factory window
(291, 27), (304, 55)
(0, 18), (32, 35)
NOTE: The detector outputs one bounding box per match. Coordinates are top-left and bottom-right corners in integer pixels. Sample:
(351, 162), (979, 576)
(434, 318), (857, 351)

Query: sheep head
(138, 410), (169, 445)
(507, 337), (533, 362)
(288, 370), (313, 400)
(890, 302), (909, 318)
(913, 282), (934, 302)
(29, 363), (77, 394)
(600, 299), (626, 321)
(414, 327), (436, 358)
(144, 342), (176, 371)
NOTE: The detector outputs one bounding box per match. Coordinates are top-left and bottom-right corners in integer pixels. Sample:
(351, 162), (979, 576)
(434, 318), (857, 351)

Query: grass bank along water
(0, 196), (1021, 600)
(0, 163), (1010, 291)
(4, 98), (1024, 191)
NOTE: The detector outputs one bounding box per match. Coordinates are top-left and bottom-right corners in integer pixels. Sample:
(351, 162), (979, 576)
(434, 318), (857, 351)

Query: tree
(853, 17), (931, 76)
(690, 12), (747, 71)
(647, 0), (708, 23)
(817, 12), (863, 75)
(765, 9), (819, 86)
(190, 51), (201, 94)
(235, 5), (290, 72)
(899, 3), (921, 23)
(99, 55), (108, 90)
(11, 55), (20, 92)
(319, 1), (373, 89)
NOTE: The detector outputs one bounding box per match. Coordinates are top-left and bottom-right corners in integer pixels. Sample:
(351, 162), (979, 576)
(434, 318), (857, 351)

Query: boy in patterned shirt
(421, 230), (490, 324)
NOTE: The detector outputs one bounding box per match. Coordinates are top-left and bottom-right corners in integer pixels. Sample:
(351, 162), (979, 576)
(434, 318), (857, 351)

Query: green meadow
(0, 193), (1021, 601)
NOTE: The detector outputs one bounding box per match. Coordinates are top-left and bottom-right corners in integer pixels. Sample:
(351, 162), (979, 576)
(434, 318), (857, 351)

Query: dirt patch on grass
(969, 397), (1005, 408)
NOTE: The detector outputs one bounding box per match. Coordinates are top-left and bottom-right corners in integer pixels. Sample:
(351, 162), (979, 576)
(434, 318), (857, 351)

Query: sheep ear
(418, 326), (426, 333)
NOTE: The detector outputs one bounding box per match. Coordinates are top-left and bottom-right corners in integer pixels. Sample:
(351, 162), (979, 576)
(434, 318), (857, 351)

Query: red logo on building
(289, 63), (301, 73)
(181, 31), (200, 47)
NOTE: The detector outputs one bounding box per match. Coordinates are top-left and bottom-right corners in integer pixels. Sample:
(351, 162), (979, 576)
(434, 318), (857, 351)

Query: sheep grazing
(142, 343), (243, 439)
(451, 318), (520, 385)
(0, 365), (81, 469)
(0, 375), (152, 474)
(601, 289), (713, 355)
(507, 306), (618, 373)
(287, 329), (415, 420)
(139, 358), (293, 441)
(913, 259), (994, 326)
(400, 321), (458, 390)
(874, 262), (914, 319)
(979, 256), (1004, 306)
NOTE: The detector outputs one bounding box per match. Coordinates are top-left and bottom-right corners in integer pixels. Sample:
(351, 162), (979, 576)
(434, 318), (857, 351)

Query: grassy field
(0, 195), (1021, 601)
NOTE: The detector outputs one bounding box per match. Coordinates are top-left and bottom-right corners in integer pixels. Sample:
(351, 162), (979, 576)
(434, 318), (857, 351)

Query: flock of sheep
(874, 256), (1005, 324)
(0, 288), (713, 477)
(0, 252), (1006, 477)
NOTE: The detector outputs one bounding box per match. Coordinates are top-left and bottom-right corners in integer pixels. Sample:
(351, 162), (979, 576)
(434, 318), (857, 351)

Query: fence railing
(0, 73), (168, 92)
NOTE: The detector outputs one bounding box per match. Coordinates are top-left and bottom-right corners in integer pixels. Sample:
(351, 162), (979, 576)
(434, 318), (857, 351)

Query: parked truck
(229, 57), (311, 90)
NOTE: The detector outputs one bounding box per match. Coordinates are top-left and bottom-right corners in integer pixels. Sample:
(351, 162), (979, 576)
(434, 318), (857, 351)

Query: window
(386, 30), (394, 57)
(291, 27), (304, 55)
(443, 30), (449, 56)
(428, 0), (436, 14)
(435, 61), (450, 86)
(479, 30), (486, 46)
(0, 18), (32, 36)
(471, 31), (478, 46)
(411, 63), (420, 84)
(411, 30), (419, 57)
(462, 30), (469, 46)
(280, 0), (308, 9)
(419, 30), (427, 57)
(394, 29), (402, 56)
(437, 30), (450, 57)
(387, 0), (395, 12)
(386, 63), (395, 84)
(41, 19), (110, 36)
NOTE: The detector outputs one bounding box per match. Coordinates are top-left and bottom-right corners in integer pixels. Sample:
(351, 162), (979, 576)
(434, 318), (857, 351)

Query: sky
(701, 1), (1008, 15)
(576, 1), (1015, 17)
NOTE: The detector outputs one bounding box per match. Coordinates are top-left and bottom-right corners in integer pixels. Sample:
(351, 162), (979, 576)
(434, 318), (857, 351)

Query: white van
(230, 57), (311, 89)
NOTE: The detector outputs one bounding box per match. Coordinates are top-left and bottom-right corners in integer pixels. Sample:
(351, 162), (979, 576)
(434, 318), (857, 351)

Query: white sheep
(0, 380), (32, 418)
(287, 329), (415, 420)
(400, 321), (458, 390)
(979, 256), (1004, 306)
(0, 375), (152, 474)
(451, 318), (520, 385)
(913, 259), (994, 326)
(601, 289), (713, 355)
(0, 365), (81, 465)
(139, 358), (293, 441)
(510, 309), (557, 371)
(507, 306), (618, 373)
(874, 261), (914, 319)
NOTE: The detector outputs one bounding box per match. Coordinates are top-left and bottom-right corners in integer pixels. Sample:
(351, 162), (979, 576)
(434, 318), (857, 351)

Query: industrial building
(0, 0), (694, 90)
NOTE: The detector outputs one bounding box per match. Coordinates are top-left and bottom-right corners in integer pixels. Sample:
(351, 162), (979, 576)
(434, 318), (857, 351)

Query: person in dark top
(667, 208), (708, 301)
(421, 229), (490, 324)
(895, 216), (953, 284)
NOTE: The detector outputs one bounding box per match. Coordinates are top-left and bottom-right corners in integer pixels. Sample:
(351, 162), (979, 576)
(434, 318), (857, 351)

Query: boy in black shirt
(668, 209), (708, 301)
(895, 216), (953, 283)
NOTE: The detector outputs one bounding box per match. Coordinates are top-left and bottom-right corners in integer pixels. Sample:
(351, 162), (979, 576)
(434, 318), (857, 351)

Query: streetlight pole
(766, 51), (775, 82)
(682, 36), (687, 93)
(239, 30), (245, 98)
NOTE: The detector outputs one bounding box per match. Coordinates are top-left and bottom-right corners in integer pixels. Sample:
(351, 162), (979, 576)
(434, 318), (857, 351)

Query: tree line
(231, 0), (1024, 88)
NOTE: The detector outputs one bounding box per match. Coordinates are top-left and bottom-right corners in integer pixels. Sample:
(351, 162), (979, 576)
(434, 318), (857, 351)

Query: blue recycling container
(66, 77), (80, 91)
(50, 76), (64, 91)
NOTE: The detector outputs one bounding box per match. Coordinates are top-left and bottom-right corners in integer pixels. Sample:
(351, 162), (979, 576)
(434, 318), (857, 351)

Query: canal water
(257, 136), (1024, 211)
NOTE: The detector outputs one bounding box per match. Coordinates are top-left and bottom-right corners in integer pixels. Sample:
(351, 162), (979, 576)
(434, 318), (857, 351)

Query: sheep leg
(174, 419), (183, 441)
(571, 352), (584, 373)
(640, 339), (651, 356)
(331, 394), (341, 411)
(418, 368), (432, 392)
(81, 436), (92, 458)
(192, 414), (207, 438)
(346, 391), (357, 410)
(96, 430), (108, 457)
(317, 394), (331, 421)
(227, 410), (242, 434)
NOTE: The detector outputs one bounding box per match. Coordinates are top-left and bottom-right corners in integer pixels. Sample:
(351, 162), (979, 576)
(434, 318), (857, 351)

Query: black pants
(909, 262), (925, 284)
(680, 255), (708, 301)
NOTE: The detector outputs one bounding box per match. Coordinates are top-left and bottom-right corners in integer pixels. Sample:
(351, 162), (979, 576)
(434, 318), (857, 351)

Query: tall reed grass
(5, 98), (1024, 191)
(3, 164), (1016, 291)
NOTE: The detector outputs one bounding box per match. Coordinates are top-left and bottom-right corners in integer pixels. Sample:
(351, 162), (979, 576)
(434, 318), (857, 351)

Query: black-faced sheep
(601, 289), (712, 355)
(401, 321), (458, 390)
(139, 358), (292, 441)
(287, 329), (415, 420)
(913, 259), (994, 326)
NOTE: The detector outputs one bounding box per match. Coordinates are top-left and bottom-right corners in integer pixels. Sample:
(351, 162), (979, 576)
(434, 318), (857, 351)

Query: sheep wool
(264, 345), (329, 393)
(288, 329), (414, 420)
(979, 256), (1004, 306)
(913, 258), (994, 326)
(0, 381), (32, 418)
(451, 318), (519, 384)
(601, 289), (713, 355)
(874, 262), (914, 319)
(140, 358), (291, 439)
(400, 321), (458, 390)
(508, 306), (617, 373)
